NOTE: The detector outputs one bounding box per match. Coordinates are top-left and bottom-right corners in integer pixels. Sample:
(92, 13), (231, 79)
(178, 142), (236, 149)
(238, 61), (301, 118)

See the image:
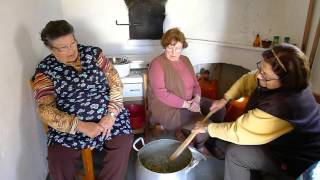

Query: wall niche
(124, 0), (167, 39)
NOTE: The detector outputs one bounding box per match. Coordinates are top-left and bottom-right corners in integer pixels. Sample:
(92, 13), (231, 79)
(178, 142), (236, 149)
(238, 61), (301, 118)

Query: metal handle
(132, 137), (145, 152)
(186, 147), (207, 173)
(115, 20), (142, 26)
(130, 89), (140, 92)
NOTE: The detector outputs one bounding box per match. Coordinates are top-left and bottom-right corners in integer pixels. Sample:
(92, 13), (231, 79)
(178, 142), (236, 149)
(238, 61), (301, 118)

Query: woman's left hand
(188, 100), (200, 112)
(192, 121), (208, 134)
(187, 95), (201, 112)
(99, 115), (116, 138)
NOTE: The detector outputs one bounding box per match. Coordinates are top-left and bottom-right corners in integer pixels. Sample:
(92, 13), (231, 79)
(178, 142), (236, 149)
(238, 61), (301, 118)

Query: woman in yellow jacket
(192, 44), (320, 180)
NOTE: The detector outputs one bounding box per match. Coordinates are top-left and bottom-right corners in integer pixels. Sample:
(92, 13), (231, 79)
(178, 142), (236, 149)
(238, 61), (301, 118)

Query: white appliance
(120, 60), (148, 102)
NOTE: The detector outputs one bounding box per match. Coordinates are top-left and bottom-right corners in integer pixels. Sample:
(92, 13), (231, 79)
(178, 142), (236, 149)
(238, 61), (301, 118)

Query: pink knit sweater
(148, 56), (201, 108)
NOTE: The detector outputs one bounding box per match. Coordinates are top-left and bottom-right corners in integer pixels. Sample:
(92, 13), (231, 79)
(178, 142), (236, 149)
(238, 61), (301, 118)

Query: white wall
(60, 0), (308, 70)
(307, 0), (320, 94)
(311, 42), (320, 94)
(165, 0), (307, 46)
(0, 0), (312, 179)
(0, 0), (62, 179)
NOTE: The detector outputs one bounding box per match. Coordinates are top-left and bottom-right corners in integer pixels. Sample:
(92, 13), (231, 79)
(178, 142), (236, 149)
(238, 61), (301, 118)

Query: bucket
(125, 104), (145, 129)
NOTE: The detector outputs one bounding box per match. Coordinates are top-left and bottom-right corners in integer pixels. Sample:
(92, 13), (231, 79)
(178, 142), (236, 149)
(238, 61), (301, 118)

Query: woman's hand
(99, 115), (116, 138)
(182, 100), (191, 109)
(210, 98), (228, 113)
(76, 121), (104, 138)
(192, 121), (209, 134)
(187, 95), (201, 112)
(188, 100), (200, 112)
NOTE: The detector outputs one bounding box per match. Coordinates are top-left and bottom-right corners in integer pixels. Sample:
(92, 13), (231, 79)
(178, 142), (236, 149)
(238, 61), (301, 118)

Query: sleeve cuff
(69, 117), (79, 135)
(105, 107), (121, 118)
(207, 123), (216, 138)
(223, 94), (233, 102)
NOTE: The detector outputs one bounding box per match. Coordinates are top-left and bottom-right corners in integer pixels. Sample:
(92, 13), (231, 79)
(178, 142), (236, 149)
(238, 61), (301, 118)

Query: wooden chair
(143, 72), (148, 121)
(42, 125), (94, 180)
(142, 72), (168, 142)
(198, 79), (218, 100)
(314, 93), (320, 104)
(142, 72), (154, 142)
(224, 96), (249, 122)
(30, 81), (95, 180)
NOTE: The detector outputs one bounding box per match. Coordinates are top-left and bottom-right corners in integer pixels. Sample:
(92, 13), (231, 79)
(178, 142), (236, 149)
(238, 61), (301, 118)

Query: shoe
(197, 146), (212, 157)
(205, 145), (225, 160)
(175, 129), (187, 142)
(175, 129), (195, 147)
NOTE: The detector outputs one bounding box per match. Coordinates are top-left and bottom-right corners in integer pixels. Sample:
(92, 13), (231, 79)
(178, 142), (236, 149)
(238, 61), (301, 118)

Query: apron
(36, 44), (131, 150)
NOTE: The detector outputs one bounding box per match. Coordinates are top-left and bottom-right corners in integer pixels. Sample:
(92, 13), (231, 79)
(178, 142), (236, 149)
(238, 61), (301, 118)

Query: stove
(121, 63), (148, 102)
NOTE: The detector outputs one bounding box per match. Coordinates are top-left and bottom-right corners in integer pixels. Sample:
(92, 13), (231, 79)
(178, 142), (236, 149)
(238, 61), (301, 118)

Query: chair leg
(81, 149), (95, 180)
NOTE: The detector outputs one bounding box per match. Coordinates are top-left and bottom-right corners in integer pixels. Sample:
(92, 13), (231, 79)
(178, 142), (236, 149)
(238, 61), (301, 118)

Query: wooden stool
(42, 125), (95, 180)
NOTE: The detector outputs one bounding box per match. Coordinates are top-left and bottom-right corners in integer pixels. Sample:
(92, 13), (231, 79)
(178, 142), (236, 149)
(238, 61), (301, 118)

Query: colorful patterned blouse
(32, 44), (131, 150)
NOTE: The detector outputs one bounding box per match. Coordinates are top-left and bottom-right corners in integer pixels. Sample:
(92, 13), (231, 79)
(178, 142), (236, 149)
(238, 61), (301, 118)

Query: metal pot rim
(135, 138), (195, 174)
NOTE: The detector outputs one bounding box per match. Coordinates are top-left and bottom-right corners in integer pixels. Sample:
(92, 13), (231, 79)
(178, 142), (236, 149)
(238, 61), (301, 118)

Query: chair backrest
(224, 96), (249, 122)
(143, 72), (148, 114)
(198, 79), (218, 100)
(314, 93), (320, 104)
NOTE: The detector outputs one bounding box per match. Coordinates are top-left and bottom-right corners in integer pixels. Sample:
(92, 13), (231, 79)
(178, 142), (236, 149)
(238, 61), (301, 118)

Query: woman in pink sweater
(147, 28), (225, 159)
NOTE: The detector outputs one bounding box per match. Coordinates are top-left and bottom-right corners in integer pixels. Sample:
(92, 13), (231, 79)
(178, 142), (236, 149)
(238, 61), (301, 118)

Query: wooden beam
(309, 18), (320, 69)
(301, 0), (315, 52)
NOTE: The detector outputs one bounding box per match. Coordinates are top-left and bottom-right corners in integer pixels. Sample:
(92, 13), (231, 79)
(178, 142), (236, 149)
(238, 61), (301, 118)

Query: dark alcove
(124, 0), (167, 39)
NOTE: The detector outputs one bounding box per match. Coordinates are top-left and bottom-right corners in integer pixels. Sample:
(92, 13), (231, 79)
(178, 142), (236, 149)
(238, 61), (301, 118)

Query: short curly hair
(161, 28), (188, 49)
(40, 20), (74, 47)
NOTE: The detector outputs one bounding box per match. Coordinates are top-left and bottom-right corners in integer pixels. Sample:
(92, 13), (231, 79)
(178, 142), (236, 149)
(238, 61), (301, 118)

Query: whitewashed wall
(164, 0), (307, 46)
(60, 0), (308, 70)
(0, 0), (62, 179)
(308, 0), (320, 94)
(311, 42), (320, 94)
(0, 0), (313, 179)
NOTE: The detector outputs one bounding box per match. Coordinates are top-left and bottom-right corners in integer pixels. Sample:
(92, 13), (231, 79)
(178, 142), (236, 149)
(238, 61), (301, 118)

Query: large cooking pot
(133, 137), (206, 180)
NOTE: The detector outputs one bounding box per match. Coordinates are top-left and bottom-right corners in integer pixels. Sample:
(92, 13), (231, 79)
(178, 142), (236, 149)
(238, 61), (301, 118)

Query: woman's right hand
(210, 98), (228, 113)
(76, 121), (104, 138)
(192, 121), (208, 134)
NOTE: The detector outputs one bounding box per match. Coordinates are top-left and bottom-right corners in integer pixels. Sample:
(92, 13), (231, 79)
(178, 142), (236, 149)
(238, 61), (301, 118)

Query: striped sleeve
(32, 73), (78, 134)
(97, 53), (124, 117)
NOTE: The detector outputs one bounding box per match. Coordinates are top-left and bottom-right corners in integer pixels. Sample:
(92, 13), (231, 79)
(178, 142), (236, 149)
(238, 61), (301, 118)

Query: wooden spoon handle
(169, 111), (214, 161)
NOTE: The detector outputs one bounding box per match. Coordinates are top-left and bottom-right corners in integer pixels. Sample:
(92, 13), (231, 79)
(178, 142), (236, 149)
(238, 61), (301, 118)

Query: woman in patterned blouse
(32, 20), (133, 180)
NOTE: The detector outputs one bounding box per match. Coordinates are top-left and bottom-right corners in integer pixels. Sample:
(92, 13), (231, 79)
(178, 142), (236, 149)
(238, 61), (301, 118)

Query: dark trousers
(48, 134), (134, 180)
(146, 97), (226, 147)
(224, 144), (293, 180)
(181, 97), (226, 147)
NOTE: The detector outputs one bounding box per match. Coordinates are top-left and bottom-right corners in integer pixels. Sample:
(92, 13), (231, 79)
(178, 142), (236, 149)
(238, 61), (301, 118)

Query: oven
(119, 59), (148, 102)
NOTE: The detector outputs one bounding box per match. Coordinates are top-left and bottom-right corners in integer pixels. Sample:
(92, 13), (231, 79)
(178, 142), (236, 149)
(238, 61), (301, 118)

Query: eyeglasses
(52, 41), (77, 53)
(271, 49), (287, 72)
(166, 46), (183, 53)
(256, 61), (280, 81)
